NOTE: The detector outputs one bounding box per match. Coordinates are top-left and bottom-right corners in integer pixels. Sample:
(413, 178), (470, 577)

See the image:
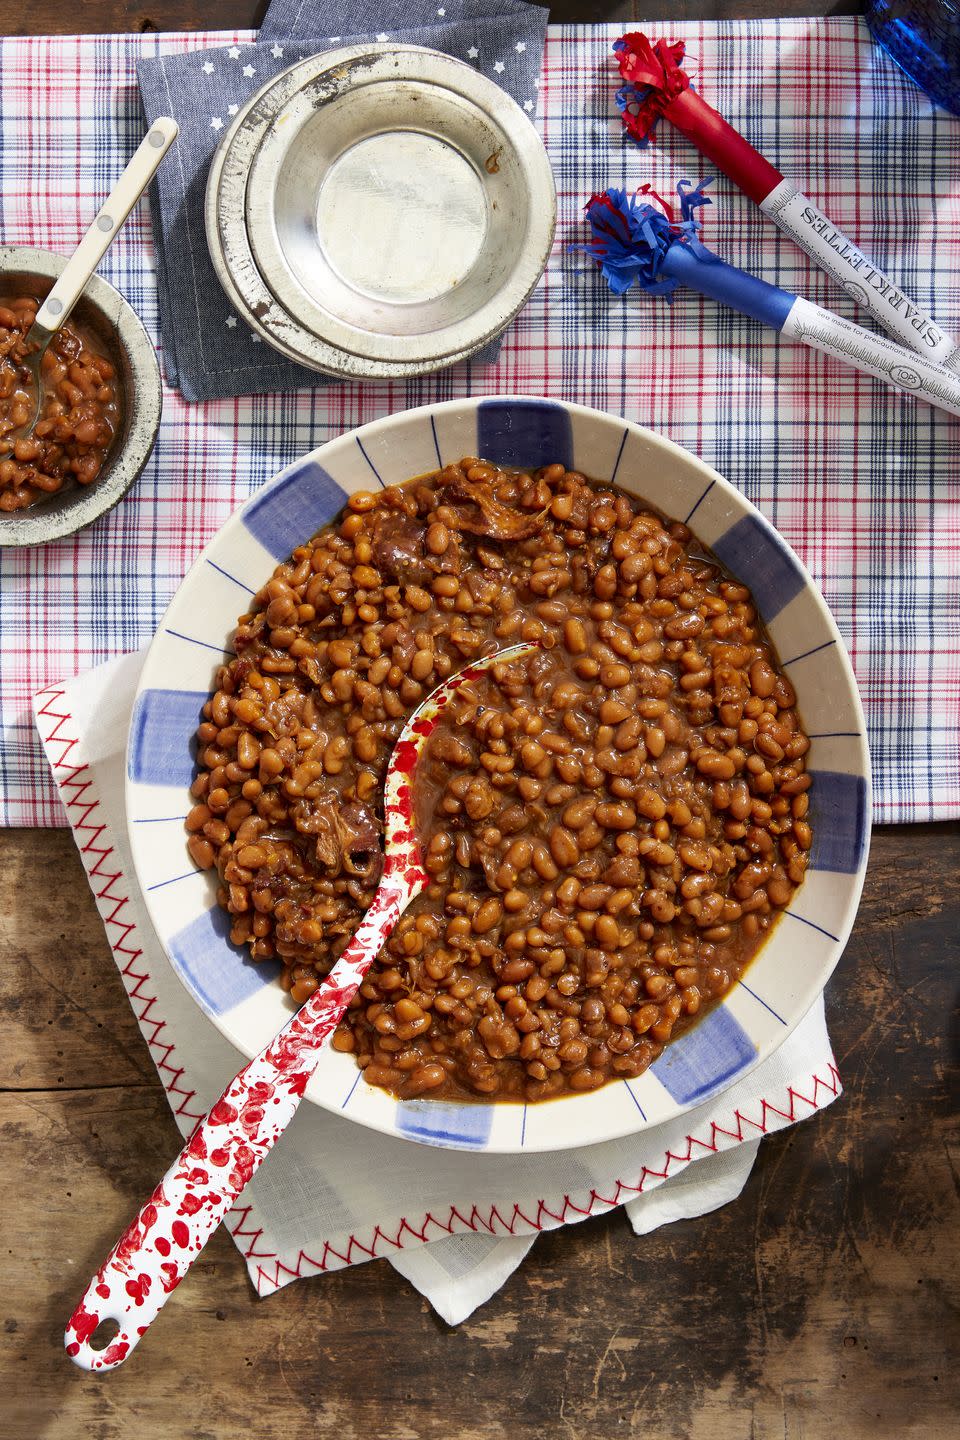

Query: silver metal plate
(316, 132), (487, 304)
(205, 46), (556, 380)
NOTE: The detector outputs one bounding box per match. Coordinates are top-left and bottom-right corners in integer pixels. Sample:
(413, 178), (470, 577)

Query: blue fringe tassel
(677, 176), (713, 227)
(614, 82), (655, 149)
(583, 179), (714, 298)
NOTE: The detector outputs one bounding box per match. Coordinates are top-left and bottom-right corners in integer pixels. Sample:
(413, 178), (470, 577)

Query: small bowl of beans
(127, 397), (871, 1154)
(0, 245), (162, 546)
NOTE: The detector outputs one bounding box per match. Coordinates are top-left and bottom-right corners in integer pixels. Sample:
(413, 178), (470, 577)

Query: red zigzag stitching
(245, 1064), (841, 1292)
(36, 692), (203, 1127)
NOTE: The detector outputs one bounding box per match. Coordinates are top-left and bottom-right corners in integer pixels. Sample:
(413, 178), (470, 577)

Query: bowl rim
(204, 44), (557, 380)
(127, 396), (872, 1152)
(0, 244), (162, 548)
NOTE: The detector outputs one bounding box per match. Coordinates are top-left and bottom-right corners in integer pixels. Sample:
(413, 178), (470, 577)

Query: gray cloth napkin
(137, 0), (548, 402)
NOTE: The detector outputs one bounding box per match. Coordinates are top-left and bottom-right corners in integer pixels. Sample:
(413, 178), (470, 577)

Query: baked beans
(189, 459), (812, 1103)
(0, 294), (120, 512)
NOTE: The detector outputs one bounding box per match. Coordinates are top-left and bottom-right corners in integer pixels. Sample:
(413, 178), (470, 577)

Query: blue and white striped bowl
(127, 397), (870, 1153)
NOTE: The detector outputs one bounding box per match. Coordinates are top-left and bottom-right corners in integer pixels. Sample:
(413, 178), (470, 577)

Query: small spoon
(9, 116), (178, 442)
(65, 641), (534, 1371)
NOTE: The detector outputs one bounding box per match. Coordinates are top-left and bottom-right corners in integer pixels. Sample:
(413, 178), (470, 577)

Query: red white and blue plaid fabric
(1, 19), (958, 826)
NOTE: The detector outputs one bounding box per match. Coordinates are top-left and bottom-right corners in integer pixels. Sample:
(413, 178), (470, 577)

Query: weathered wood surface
(2, 822), (957, 1439)
(0, 1), (955, 1435)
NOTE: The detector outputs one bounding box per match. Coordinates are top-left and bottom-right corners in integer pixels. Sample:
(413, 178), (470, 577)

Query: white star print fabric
(136, 0), (548, 401)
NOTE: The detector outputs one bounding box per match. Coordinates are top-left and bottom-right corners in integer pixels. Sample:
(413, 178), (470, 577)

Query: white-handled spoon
(11, 116), (178, 439)
(65, 642), (534, 1371)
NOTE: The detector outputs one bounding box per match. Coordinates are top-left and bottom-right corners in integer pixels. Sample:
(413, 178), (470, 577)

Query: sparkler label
(762, 180), (958, 364)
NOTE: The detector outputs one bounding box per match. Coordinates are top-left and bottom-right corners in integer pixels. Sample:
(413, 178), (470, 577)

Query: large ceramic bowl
(127, 397), (871, 1153)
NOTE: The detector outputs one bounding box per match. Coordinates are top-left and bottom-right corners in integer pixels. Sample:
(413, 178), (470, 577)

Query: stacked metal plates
(205, 45), (557, 381)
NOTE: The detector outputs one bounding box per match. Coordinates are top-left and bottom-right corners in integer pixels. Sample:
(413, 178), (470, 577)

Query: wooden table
(2, 4), (958, 1437)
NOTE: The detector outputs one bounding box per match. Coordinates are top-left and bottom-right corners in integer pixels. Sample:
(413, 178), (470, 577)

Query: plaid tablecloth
(1, 18), (958, 826)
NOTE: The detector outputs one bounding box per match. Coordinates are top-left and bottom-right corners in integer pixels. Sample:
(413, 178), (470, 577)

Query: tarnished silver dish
(205, 45), (556, 381)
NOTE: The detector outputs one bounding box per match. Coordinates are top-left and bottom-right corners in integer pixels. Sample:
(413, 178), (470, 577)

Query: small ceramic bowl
(0, 245), (162, 547)
(126, 397), (871, 1154)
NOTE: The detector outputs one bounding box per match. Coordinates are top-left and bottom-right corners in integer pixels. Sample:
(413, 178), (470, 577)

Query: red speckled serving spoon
(65, 642), (534, 1371)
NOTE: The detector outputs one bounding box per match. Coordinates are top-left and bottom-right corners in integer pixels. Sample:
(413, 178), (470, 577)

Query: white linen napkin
(35, 651), (842, 1324)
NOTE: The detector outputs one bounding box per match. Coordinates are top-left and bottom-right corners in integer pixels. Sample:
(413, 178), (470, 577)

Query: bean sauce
(189, 460), (812, 1104)
(0, 293), (120, 512)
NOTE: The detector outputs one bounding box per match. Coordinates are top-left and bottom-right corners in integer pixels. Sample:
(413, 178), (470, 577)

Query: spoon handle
(64, 878), (414, 1373)
(31, 116), (178, 343)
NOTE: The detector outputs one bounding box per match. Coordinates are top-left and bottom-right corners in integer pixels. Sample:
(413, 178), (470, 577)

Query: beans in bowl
(0, 293), (120, 512)
(188, 459), (812, 1103)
